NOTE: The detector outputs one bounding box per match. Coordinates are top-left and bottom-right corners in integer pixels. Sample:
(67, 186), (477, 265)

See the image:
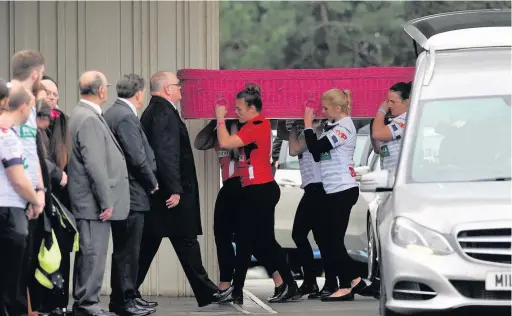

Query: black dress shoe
(134, 298), (158, 308)
(298, 282), (320, 296)
(321, 292), (354, 302)
(109, 303), (151, 316)
(212, 286), (235, 304)
(268, 283), (301, 303)
(308, 284), (338, 299)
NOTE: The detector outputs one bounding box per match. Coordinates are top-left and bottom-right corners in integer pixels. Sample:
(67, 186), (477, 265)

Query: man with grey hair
(104, 74), (158, 316)
(68, 71), (129, 316)
(138, 71), (227, 308)
(0, 84), (42, 316)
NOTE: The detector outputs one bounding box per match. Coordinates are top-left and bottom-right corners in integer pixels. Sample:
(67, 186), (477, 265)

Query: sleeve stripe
(2, 157), (23, 168)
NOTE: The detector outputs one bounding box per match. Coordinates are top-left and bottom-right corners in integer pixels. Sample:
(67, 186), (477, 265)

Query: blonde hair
(321, 88), (352, 115)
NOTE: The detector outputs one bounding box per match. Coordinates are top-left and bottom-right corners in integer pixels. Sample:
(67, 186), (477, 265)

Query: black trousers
(320, 187), (360, 289)
(214, 177), (277, 283)
(110, 212), (145, 307)
(232, 181), (295, 293)
(292, 183), (336, 286)
(0, 207), (29, 316)
(136, 228), (218, 307)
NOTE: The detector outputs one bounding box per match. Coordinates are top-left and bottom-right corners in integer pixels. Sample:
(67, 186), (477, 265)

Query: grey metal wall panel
(0, 0), (220, 296)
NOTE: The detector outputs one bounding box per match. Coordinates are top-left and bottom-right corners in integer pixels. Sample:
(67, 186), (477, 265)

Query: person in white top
(371, 82), (411, 172)
(276, 119), (339, 298)
(0, 83), (42, 316)
(303, 89), (366, 302)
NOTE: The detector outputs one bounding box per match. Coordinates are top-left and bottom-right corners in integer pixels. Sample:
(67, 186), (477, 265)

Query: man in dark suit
(137, 71), (227, 307)
(68, 71), (130, 316)
(104, 74), (159, 316)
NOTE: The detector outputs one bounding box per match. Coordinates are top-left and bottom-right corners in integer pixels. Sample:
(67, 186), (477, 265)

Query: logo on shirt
(331, 135), (338, 144)
(335, 130), (347, 140)
(320, 152), (332, 161)
(391, 124), (398, 131)
(19, 125), (37, 139)
(23, 156), (29, 169)
(217, 150), (230, 158)
(380, 145), (390, 157)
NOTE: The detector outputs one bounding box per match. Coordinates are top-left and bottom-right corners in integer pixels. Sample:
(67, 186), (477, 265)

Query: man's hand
(60, 171), (68, 187)
(100, 207), (113, 221)
(27, 204), (38, 220)
(274, 160), (279, 169)
(166, 194), (181, 209)
(28, 201), (44, 219)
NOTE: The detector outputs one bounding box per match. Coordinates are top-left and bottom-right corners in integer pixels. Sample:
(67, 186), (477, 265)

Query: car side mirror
(360, 170), (394, 192)
(354, 166), (371, 181)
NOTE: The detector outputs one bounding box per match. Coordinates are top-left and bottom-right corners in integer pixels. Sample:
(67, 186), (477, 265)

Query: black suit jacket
(140, 96), (202, 238)
(104, 98), (158, 212)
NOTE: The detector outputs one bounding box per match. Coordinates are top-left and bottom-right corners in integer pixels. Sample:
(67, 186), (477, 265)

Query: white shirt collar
(80, 99), (102, 115)
(118, 98), (138, 116)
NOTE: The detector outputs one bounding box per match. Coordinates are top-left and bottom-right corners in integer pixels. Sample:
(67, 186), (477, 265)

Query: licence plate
(485, 272), (512, 291)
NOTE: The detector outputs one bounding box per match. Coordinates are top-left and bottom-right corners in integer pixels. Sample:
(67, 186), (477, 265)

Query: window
(408, 96), (511, 183)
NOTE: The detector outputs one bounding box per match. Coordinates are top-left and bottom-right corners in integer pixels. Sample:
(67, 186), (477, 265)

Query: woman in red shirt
(194, 118), (284, 299)
(214, 84), (300, 304)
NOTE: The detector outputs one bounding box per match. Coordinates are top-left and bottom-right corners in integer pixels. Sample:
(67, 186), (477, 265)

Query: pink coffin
(178, 67), (415, 119)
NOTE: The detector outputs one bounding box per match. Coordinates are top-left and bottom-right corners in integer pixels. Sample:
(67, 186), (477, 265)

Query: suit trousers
(136, 226), (218, 307)
(110, 212), (145, 307)
(0, 207), (29, 316)
(73, 220), (110, 314)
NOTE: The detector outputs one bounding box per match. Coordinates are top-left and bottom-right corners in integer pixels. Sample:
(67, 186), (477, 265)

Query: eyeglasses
(170, 82), (181, 88)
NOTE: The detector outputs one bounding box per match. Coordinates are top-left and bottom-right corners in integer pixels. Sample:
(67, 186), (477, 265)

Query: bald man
(68, 71), (129, 316)
(138, 71), (228, 307)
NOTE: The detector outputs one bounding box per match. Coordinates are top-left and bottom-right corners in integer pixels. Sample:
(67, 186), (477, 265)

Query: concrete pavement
(108, 276), (380, 316)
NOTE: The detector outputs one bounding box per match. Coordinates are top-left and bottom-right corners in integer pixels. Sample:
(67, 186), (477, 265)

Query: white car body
(360, 9), (512, 315)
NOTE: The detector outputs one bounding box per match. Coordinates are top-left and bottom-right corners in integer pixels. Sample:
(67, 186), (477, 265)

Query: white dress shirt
(118, 98), (138, 116)
(80, 99), (102, 115)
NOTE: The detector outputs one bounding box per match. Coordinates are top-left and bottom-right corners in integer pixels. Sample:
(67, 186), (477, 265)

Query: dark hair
(390, 81), (412, 101)
(8, 86), (32, 111)
(79, 74), (104, 96)
(48, 109), (70, 170)
(117, 73), (145, 98)
(236, 83), (262, 112)
(0, 78), (9, 102)
(11, 50), (45, 81)
(42, 75), (58, 87)
(36, 100), (51, 118)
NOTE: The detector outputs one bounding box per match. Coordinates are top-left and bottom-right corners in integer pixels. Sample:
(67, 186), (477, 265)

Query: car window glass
(409, 96), (511, 182)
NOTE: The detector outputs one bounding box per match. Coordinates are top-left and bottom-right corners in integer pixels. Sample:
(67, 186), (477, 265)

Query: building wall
(0, 0), (220, 296)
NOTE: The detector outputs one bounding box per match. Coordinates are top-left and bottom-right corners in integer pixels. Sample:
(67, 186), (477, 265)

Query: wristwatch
(35, 187), (47, 193)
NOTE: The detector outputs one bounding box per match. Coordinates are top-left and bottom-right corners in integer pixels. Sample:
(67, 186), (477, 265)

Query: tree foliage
(220, 1), (511, 69)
